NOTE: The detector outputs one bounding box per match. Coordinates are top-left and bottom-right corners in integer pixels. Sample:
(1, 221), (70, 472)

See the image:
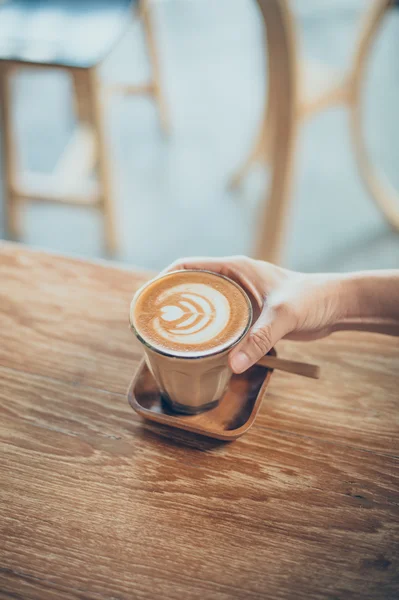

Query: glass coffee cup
(129, 270), (252, 414)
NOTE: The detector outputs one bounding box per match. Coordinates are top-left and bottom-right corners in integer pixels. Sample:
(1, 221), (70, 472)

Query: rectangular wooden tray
(127, 356), (274, 441)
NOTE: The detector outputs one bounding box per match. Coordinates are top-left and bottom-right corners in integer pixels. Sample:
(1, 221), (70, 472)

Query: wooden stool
(234, 0), (397, 265)
(0, 0), (169, 255)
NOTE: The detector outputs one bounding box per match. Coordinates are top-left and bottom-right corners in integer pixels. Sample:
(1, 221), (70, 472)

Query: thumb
(229, 304), (293, 373)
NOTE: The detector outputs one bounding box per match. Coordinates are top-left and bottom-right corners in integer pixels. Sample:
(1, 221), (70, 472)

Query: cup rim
(129, 269), (253, 360)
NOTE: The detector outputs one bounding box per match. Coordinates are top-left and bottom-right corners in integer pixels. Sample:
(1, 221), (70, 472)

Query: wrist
(335, 271), (399, 321)
(313, 273), (356, 322)
(336, 274), (364, 320)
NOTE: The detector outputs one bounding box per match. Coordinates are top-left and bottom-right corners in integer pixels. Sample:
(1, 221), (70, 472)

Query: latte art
(154, 284), (229, 345)
(131, 270), (251, 357)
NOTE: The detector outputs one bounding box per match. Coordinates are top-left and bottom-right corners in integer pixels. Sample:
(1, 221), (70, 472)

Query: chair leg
(254, 119), (298, 265)
(140, 0), (170, 135)
(86, 67), (118, 256)
(350, 93), (399, 232)
(229, 100), (271, 190)
(349, 0), (399, 231)
(0, 66), (21, 239)
(253, 0), (299, 265)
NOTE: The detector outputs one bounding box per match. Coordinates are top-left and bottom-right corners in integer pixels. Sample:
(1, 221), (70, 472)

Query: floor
(0, 0), (398, 273)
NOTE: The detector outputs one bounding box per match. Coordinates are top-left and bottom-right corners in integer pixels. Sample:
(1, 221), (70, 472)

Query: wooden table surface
(0, 243), (398, 600)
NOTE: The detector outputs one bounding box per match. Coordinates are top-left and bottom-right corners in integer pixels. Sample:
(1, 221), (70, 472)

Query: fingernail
(231, 351), (250, 374)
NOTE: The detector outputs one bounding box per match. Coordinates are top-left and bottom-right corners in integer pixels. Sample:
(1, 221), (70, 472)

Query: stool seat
(0, 0), (135, 68)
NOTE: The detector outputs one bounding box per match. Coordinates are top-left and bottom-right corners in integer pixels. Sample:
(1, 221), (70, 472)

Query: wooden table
(1, 242), (398, 600)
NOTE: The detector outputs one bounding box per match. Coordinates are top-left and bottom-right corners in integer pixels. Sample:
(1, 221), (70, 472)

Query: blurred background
(0, 0), (398, 272)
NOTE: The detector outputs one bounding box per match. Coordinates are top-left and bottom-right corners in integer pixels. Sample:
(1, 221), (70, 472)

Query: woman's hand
(164, 256), (347, 373)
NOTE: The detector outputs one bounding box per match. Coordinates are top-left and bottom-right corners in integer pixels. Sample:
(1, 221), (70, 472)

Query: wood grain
(0, 242), (398, 599)
(1, 243), (397, 454)
(1, 367), (398, 600)
(0, 243), (150, 392)
(259, 334), (399, 456)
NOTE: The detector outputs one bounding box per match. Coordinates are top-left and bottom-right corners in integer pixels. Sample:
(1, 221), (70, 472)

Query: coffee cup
(129, 269), (252, 414)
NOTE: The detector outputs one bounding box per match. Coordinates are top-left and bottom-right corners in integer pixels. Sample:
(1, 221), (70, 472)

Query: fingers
(229, 303), (294, 373)
(161, 256), (227, 275)
(161, 256), (264, 309)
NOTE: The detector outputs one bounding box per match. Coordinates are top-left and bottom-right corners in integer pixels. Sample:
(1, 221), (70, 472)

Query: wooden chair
(0, 0), (169, 255)
(236, 0), (398, 265)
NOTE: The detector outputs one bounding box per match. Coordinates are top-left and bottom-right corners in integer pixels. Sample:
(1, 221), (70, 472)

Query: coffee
(132, 270), (250, 357)
(130, 270), (252, 414)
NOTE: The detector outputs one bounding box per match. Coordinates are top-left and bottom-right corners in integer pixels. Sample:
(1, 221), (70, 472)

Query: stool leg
(72, 70), (91, 124)
(0, 66), (20, 239)
(141, 0), (170, 134)
(70, 69), (98, 175)
(86, 67), (118, 256)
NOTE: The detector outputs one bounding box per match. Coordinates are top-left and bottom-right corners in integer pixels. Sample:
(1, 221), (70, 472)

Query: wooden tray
(127, 357), (274, 441)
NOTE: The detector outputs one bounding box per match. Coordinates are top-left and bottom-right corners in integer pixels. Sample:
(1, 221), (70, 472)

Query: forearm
(335, 271), (399, 336)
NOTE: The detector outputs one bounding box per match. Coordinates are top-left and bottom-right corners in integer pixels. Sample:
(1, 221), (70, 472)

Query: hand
(164, 256), (346, 373)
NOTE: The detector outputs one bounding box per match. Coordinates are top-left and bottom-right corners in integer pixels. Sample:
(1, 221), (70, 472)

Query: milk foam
(131, 270), (251, 357)
(153, 283), (230, 345)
